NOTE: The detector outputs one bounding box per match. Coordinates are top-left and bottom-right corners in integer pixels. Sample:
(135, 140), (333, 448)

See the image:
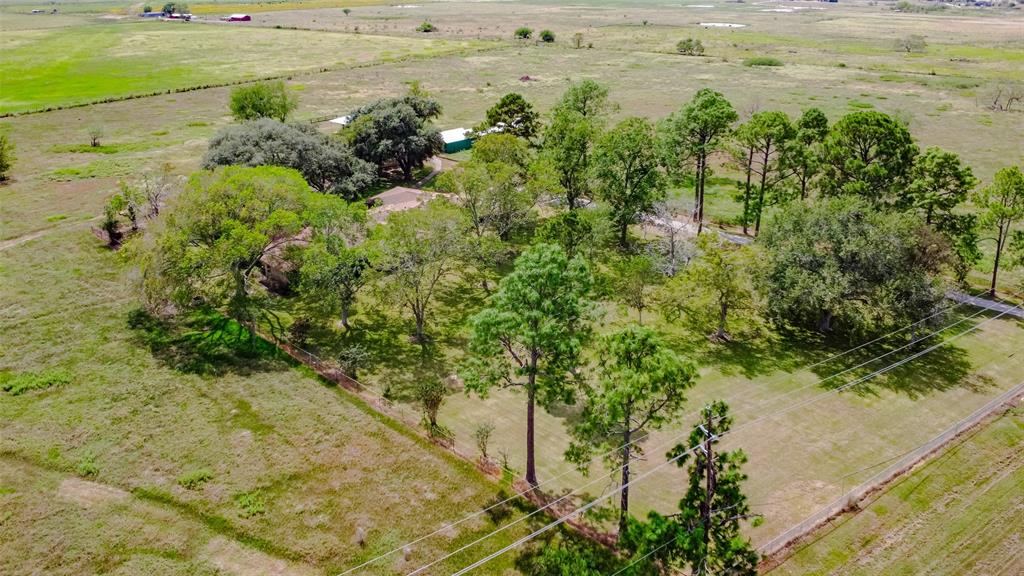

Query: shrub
(0, 134), (14, 181)
(337, 344), (370, 380)
(894, 34), (927, 53)
(234, 490), (266, 517)
(676, 37), (705, 56)
(177, 468), (214, 490)
(228, 81), (297, 122)
(743, 56), (783, 67)
(474, 423), (495, 460)
(76, 453), (99, 478)
(539, 29), (555, 43)
(416, 379), (448, 429)
(1, 369), (72, 396)
(416, 21), (435, 32)
(514, 27), (533, 39)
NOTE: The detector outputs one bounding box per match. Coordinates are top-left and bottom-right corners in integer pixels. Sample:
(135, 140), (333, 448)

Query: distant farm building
(440, 127), (472, 154)
(222, 13), (252, 21)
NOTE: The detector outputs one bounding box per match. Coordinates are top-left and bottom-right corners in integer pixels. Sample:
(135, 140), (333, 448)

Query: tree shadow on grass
(297, 280), (488, 398)
(127, 308), (286, 377)
(811, 322), (994, 400)
(660, 324), (815, 380)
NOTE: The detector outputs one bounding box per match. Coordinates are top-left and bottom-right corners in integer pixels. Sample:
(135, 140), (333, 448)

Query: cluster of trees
(213, 81), (444, 197)
(676, 37), (705, 56)
(132, 77), (1023, 573)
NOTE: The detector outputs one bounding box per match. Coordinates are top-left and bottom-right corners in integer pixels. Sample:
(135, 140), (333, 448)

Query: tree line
(119, 79), (1024, 575)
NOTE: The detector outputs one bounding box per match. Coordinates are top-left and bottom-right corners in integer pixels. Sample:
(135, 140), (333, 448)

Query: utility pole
(697, 410), (718, 576)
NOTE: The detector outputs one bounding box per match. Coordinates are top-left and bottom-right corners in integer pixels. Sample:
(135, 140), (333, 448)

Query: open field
(0, 21), (489, 114)
(767, 404), (1024, 575)
(0, 223), (527, 576)
(2, 0), (1023, 573)
(303, 266), (1024, 545)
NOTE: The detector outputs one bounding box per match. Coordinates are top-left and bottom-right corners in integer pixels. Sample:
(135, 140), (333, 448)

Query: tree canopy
(347, 92), (443, 180)
(758, 196), (948, 335)
(819, 111), (918, 203)
(462, 243), (594, 486)
(974, 165), (1024, 295)
(592, 117), (666, 247)
(138, 166), (316, 336)
(633, 401), (758, 576)
(229, 81), (297, 123)
(204, 118), (375, 199)
(369, 199), (465, 344)
(482, 93), (541, 140)
(568, 324), (696, 532)
(658, 89), (738, 234)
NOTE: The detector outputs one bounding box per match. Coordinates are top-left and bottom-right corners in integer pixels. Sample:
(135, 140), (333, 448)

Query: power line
(442, 302), (1020, 575)
(334, 289), (993, 575)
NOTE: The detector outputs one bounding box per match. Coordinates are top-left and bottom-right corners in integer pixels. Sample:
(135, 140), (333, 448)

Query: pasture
(0, 21), (487, 114)
(1, 0), (1023, 573)
(0, 222), (528, 576)
(767, 405), (1024, 575)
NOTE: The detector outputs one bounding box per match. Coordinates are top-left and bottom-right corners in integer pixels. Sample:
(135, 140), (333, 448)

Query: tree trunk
(990, 225), (1005, 297)
(414, 310), (426, 344)
(716, 299), (728, 341)
(754, 149), (770, 236)
(619, 221), (629, 248)
(817, 309), (833, 333)
(742, 148), (754, 235)
(619, 425), (632, 535)
(525, 382), (538, 487)
(696, 154), (706, 235)
(340, 304), (350, 331)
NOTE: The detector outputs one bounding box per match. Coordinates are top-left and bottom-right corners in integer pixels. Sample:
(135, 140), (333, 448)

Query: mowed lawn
(0, 224), (523, 576)
(0, 21), (485, 114)
(767, 405), (1024, 576)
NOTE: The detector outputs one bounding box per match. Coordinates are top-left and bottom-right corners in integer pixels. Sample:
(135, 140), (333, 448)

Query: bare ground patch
(56, 477), (130, 507)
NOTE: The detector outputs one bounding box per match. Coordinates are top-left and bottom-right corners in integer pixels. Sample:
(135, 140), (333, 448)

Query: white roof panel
(440, 127), (471, 144)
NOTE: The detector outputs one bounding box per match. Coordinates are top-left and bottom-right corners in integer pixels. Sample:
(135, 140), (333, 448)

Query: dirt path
(56, 477), (130, 507)
(0, 229), (48, 252)
(202, 537), (318, 576)
(415, 155), (444, 187)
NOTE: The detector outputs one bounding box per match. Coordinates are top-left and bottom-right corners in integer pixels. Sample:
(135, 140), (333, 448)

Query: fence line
(759, 378), (1024, 560)
(255, 327), (472, 466)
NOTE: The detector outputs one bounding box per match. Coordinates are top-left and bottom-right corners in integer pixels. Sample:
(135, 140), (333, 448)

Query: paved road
(947, 291), (1024, 319)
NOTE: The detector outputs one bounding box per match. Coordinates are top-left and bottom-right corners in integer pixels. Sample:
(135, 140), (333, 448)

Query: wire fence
(255, 327), (477, 468)
(759, 377), (1024, 559)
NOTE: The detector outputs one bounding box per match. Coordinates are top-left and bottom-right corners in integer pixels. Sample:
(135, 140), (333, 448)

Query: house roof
(440, 127), (471, 144)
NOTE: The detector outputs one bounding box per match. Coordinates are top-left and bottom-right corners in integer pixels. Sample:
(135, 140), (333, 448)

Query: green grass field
(0, 222), (527, 576)
(0, 21), (486, 114)
(767, 405), (1024, 575)
(2, 1), (1023, 572)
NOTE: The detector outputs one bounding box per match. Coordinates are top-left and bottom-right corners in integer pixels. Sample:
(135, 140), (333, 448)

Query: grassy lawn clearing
(766, 405), (1024, 576)
(0, 224), (525, 575)
(0, 22), (486, 114)
(306, 274), (1024, 546)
